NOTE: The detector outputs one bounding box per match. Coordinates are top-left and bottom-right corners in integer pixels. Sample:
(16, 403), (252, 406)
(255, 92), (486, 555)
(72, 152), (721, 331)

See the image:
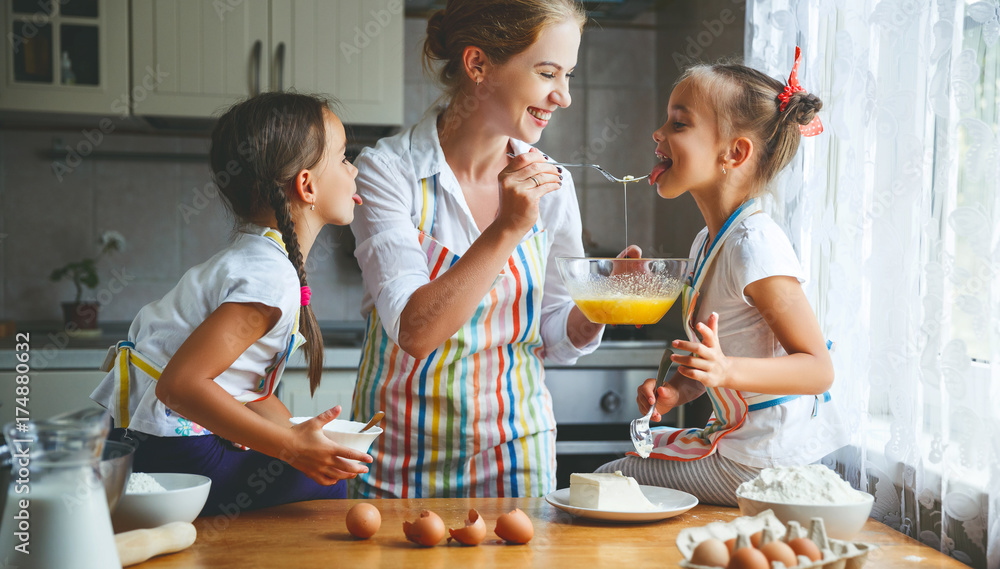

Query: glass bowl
(556, 257), (692, 325)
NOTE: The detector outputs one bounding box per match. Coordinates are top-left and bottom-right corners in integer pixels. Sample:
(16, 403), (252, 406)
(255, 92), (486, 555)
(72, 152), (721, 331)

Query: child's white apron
(639, 199), (830, 461)
(102, 229), (302, 430)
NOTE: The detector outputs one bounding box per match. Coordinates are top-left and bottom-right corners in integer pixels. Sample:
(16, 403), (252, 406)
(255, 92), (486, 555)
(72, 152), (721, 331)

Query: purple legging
(111, 428), (346, 517)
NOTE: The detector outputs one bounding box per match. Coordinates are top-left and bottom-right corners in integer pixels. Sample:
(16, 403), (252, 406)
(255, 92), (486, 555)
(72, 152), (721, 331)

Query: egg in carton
(677, 510), (878, 569)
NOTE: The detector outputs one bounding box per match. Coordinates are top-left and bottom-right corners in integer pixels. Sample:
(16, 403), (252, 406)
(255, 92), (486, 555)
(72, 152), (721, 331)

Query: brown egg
(690, 538), (730, 567)
(725, 531), (762, 552)
(494, 508), (534, 544)
(788, 537), (822, 562)
(727, 546), (769, 569)
(759, 540), (798, 567)
(345, 502), (381, 539)
(403, 510), (446, 547)
(448, 509), (487, 546)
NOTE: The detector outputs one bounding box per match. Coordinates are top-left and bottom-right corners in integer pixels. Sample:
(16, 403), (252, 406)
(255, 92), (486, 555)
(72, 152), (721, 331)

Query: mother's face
(482, 19), (581, 144)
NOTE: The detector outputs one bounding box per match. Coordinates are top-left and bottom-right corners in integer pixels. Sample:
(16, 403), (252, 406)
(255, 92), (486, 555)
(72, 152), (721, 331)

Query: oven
(546, 341), (684, 490)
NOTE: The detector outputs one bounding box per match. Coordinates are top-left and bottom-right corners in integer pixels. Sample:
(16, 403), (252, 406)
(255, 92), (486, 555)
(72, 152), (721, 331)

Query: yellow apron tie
(101, 340), (163, 429)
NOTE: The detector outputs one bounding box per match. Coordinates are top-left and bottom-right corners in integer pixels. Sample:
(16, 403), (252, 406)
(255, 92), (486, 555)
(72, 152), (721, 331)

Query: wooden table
(133, 499), (968, 568)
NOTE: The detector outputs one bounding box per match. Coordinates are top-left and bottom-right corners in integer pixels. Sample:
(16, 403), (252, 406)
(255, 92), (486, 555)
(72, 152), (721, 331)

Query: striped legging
(595, 453), (762, 507)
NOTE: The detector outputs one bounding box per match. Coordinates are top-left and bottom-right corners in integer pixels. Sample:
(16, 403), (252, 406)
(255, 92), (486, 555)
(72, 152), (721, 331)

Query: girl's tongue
(352, 195), (363, 205)
(649, 158), (672, 185)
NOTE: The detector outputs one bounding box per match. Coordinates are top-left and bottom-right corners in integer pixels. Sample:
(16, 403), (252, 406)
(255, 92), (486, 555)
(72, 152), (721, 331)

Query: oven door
(546, 367), (683, 490)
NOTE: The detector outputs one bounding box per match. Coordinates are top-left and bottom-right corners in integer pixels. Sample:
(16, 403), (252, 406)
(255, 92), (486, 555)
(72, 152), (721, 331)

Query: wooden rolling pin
(116, 521), (197, 567)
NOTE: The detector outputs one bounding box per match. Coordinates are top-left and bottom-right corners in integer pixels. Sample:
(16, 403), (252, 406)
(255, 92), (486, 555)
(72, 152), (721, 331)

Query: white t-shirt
(90, 226), (301, 437)
(689, 212), (848, 467)
(350, 113), (601, 365)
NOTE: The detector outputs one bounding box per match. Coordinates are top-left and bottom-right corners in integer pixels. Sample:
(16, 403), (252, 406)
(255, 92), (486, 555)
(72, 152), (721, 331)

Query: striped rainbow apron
(351, 175), (555, 498)
(639, 199), (830, 461)
(101, 229), (302, 431)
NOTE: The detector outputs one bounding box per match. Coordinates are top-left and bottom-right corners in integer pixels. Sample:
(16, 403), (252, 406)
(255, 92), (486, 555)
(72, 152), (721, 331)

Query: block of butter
(569, 471), (657, 511)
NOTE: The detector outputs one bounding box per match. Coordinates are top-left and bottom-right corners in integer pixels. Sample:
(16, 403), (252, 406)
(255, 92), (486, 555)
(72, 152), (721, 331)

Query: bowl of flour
(112, 472), (211, 532)
(735, 464), (874, 540)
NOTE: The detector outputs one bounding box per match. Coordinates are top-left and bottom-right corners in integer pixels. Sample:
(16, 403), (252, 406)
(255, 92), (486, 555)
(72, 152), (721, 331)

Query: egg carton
(677, 510), (878, 569)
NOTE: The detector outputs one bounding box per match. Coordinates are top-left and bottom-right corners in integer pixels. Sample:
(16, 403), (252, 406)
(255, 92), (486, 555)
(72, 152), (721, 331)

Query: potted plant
(50, 230), (126, 330)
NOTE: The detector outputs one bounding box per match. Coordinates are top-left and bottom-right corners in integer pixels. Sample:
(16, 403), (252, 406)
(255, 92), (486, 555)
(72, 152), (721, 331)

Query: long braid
(211, 92), (330, 397)
(269, 184), (324, 394)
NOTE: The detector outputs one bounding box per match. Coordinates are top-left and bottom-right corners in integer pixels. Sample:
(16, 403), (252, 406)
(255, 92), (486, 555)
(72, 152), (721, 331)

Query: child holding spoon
(596, 49), (847, 506)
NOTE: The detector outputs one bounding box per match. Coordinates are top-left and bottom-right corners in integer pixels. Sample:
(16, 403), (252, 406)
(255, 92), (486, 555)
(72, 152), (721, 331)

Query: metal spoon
(506, 152), (649, 184)
(629, 348), (674, 458)
(360, 411), (384, 433)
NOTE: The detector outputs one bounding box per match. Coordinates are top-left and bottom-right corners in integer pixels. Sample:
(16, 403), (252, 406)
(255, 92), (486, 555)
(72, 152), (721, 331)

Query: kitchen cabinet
(0, 0), (129, 113)
(0, 370), (106, 426)
(278, 369), (358, 419)
(131, 0), (403, 126)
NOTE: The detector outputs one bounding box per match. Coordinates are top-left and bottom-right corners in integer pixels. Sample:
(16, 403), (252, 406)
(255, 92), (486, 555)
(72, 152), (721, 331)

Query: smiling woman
(348, 0), (637, 500)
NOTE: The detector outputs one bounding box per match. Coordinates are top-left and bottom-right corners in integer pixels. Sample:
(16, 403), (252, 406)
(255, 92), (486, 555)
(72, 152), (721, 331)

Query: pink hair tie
(777, 46), (823, 137)
(300, 286), (312, 306)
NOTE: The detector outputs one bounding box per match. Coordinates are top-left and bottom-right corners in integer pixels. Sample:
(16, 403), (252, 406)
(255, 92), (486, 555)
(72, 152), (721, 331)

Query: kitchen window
(746, 0), (998, 566)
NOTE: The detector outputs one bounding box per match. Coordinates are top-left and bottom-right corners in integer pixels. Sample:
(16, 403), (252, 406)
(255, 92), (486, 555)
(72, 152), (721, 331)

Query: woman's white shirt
(350, 113), (601, 364)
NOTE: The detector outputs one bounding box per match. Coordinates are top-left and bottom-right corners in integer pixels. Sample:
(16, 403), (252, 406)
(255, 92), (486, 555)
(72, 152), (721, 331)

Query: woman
(350, 0), (618, 498)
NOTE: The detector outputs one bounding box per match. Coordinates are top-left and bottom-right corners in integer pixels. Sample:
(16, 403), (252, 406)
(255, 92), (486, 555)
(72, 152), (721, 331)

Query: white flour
(126, 472), (167, 494)
(737, 465), (867, 504)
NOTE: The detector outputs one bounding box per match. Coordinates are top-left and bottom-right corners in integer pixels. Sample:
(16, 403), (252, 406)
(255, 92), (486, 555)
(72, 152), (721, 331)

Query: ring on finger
(529, 175), (539, 187)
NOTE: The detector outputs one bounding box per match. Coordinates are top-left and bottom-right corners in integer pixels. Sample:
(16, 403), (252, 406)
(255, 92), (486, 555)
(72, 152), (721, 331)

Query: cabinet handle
(273, 42), (286, 92)
(250, 40), (262, 96)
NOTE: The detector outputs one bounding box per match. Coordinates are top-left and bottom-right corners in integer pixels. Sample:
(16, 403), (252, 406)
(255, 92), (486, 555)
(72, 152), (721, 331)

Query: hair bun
(788, 91), (823, 127)
(424, 10), (448, 60)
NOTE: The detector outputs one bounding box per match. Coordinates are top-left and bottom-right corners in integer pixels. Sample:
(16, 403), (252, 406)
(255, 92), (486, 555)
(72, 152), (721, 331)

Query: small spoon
(506, 152), (649, 184)
(360, 411), (384, 433)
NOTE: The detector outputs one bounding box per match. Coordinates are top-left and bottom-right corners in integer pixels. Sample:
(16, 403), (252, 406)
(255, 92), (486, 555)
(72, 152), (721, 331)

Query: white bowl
(112, 472), (212, 532)
(288, 417), (382, 458)
(735, 489), (874, 540)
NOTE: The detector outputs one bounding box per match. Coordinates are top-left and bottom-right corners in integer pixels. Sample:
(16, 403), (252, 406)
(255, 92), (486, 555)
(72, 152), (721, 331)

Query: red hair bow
(778, 46), (823, 137)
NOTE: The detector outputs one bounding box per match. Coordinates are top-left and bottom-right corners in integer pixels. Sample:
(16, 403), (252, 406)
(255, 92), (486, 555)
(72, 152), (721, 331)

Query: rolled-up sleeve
(351, 148), (430, 343)
(537, 169), (603, 364)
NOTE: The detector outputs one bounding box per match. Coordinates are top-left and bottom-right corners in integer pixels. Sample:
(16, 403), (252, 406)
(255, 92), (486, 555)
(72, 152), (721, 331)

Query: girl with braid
(91, 92), (371, 515)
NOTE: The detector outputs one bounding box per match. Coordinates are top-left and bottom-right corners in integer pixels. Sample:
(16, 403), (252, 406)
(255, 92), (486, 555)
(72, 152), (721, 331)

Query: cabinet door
(0, 0), (128, 113)
(278, 370), (358, 419)
(271, 0), (403, 126)
(0, 370), (106, 426)
(131, 0), (269, 117)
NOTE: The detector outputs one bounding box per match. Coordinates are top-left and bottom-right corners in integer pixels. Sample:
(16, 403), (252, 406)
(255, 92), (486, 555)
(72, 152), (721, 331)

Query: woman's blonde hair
(422, 0), (587, 100)
(678, 61), (823, 194)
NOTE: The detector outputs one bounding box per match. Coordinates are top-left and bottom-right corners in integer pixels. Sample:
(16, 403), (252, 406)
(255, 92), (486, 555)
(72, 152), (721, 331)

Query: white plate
(544, 485), (699, 522)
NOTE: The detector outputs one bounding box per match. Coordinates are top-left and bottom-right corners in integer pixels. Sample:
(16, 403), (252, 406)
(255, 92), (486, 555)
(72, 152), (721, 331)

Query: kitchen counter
(131, 498), (967, 568)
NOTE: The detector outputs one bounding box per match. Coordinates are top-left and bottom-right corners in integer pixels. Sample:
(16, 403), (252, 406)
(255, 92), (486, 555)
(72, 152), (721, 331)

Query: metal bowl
(556, 257), (692, 325)
(100, 439), (136, 513)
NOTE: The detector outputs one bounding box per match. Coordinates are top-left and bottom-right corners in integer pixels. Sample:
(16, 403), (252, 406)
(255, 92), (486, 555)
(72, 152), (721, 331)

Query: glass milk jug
(0, 408), (120, 569)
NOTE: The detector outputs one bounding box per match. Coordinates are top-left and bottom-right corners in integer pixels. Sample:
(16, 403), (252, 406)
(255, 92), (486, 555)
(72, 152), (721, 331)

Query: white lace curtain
(745, 1), (999, 567)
